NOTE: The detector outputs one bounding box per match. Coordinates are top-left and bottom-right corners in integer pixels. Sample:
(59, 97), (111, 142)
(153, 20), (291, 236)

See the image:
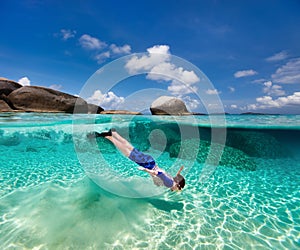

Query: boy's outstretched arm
(176, 166), (184, 176)
(138, 167), (158, 176)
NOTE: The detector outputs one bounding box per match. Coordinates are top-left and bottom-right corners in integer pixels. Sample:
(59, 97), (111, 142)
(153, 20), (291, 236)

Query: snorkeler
(87, 129), (185, 191)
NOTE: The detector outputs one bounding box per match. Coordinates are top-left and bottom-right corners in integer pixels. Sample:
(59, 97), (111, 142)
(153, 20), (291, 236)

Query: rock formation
(0, 79), (104, 113)
(0, 99), (14, 112)
(87, 103), (104, 114)
(150, 96), (191, 115)
(0, 78), (22, 96)
(7, 86), (88, 113)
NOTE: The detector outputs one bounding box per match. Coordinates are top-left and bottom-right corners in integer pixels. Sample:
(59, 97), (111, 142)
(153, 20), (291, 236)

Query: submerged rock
(148, 126), (181, 151)
(169, 138), (257, 171)
(127, 121), (184, 152)
(150, 96), (191, 115)
(0, 132), (22, 146)
(226, 131), (289, 158)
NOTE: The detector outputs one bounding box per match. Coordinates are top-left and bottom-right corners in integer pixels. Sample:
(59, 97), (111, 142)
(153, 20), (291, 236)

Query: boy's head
(173, 174), (185, 190)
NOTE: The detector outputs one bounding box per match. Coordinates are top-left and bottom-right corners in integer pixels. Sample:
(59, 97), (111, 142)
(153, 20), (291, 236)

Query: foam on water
(0, 113), (300, 249)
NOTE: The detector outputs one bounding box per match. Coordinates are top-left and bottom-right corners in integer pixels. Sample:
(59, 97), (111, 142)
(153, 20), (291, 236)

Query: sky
(1, 0), (300, 114)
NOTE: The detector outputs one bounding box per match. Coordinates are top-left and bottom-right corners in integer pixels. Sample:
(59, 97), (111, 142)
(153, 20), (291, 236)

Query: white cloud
(125, 45), (171, 74)
(206, 89), (221, 95)
(276, 92), (300, 105)
(49, 84), (62, 91)
(266, 50), (289, 62)
(248, 92), (300, 110)
(149, 63), (199, 84)
(18, 77), (31, 86)
(263, 81), (272, 88)
(110, 44), (131, 54)
(230, 104), (238, 109)
(151, 67), (199, 95)
(246, 104), (258, 110)
(228, 86), (235, 93)
(271, 58), (300, 84)
(256, 96), (281, 108)
(79, 34), (107, 50)
(93, 44), (132, 63)
(147, 45), (170, 55)
(149, 63), (199, 95)
(87, 90), (125, 109)
(95, 51), (111, 64)
(125, 45), (200, 96)
(252, 78), (266, 84)
(58, 31), (132, 63)
(60, 29), (76, 41)
(167, 80), (198, 95)
(262, 81), (285, 96)
(234, 69), (258, 78)
(182, 96), (200, 111)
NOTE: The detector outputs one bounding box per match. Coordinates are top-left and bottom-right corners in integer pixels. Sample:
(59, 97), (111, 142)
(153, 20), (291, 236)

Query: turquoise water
(0, 113), (299, 249)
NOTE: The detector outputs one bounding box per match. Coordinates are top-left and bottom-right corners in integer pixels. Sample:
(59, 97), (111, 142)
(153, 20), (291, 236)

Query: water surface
(0, 114), (299, 249)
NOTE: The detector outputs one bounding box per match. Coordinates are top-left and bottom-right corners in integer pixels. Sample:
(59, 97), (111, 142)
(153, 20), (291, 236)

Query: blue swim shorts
(128, 148), (156, 170)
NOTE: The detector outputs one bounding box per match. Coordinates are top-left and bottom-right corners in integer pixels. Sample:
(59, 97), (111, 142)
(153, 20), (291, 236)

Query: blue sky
(1, 0), (300, 114)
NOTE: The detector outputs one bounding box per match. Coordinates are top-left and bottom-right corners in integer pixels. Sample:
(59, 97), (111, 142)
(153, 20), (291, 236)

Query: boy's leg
(89, 129), (134, 157)
(105, 131), (156, 170)
(105, 136), (133, 157)
(111, 131), (129, 144)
